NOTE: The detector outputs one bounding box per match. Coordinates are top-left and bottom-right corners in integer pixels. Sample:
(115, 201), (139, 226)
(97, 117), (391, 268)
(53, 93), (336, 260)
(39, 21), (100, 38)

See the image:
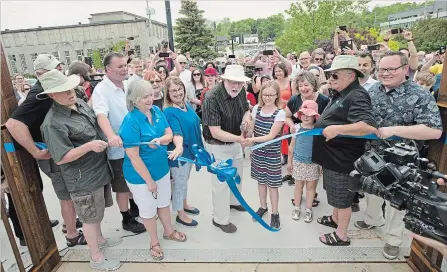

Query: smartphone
(440, 46), (446, 54)
(262, 50), (273, 56)
(390, 28), (403, 34)
(340, 40), (353, 50)
(228, 54), (236, 59)
(127, 50), (135, 56)
(367, 44), (380, 51)
(127, 37), (135, 40)
(159, 52), (170, 58)
(338, 25), (347, 31)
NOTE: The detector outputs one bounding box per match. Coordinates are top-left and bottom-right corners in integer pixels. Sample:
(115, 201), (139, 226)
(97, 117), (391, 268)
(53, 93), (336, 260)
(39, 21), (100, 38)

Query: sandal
(150, 243), (164, 261)
(319, 232), (351, 246)
(163, 230), (187, 242)
(317, 215), (338, 229)
(66, 231), (87, 247)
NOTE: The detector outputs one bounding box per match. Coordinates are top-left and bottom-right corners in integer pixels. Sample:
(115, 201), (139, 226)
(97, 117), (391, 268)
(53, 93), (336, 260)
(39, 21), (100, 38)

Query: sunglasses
(314, 58), (324, 61)
(193, 73), (201, 76)
(149, 80), (162, 84)
(158, 70), (166, 74)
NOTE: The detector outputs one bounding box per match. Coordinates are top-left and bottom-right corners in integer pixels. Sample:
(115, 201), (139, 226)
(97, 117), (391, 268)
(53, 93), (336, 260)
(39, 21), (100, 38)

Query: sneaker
(292, 207), (301, 220)
(90, 258), (121, 271)
(270, 214), (281, 230)
(303, 208), (313, 223)
(382, 243), (399, 260)
(212, 220), (237, 233)
(354, 221), (377, 230)
(230, 205), (246, 212)
(351, 203), (360, 212)
(19, 239), (27, 247)
(252, 207), (268, 221)
(123, 217), (146, 234)
(129, 209), (139, 218)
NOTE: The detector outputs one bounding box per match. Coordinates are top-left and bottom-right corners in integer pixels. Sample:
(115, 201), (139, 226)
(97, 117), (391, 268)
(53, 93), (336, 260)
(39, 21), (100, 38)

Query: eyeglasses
(327, 72), (352, 80)
(262, 94), (277, 98)
(149, 80), (161, 84)
(193, 73), (201, 76)
(377, 65), (406, 75)
(314, 58), (324, 61)
(158, 70), (166, 74)
(169, 88), (183, 94)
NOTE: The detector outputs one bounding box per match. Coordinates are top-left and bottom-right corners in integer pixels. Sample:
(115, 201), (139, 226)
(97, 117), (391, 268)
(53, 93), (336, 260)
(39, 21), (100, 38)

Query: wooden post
(407, 57), (447, 271)
(0, 44), (60, 270)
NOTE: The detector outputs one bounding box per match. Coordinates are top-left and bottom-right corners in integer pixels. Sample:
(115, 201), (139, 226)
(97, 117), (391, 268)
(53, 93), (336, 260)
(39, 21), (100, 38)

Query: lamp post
(230, 32), (234, 55)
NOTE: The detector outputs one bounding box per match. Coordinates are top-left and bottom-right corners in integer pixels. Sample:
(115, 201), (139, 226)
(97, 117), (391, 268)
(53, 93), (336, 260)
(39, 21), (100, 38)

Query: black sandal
(62, 218), (83, 233)
(319, 232), (350, 246)
(317, 215), (338, 229)
(66, 231), (87, 247)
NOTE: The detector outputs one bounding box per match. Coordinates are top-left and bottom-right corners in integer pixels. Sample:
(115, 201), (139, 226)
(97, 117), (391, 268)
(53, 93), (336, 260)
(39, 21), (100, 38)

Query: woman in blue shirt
(163, 77), (204, 227)
(119, 80), (187, 261)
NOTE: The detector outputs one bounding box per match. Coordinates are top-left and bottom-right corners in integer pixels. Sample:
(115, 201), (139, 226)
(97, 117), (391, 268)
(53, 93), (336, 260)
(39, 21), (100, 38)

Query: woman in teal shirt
(163, 77), (204, 227)
(119, 80), (186, 261)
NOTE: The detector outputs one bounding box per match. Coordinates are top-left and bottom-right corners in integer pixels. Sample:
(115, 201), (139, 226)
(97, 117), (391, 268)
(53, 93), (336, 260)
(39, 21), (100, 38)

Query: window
(87, 49), (93, 57)
(19, 54), (27, 73)
(30, 53), (38, 62)
(64, 51), (71, 65)
(76, 50), (83, 61)
(8, 55), (18, 74)
(135, 45), (141, 58)
(52, 51), (59, 59)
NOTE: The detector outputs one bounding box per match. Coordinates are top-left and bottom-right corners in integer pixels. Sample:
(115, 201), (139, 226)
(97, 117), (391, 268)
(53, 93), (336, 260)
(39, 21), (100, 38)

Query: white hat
(36, 69), (80, 100)
(177, 55), (188, 63)
(220, 65), (250, 82)
(323, 55), (365, 78)
(33, 54), (63, 71)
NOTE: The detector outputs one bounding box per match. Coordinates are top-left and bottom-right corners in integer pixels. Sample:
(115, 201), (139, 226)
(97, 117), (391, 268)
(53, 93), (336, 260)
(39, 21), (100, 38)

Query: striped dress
(251, 107), (282, 188)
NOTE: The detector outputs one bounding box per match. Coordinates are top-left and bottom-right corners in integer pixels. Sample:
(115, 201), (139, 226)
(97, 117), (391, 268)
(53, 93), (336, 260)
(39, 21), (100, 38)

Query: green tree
(216, 17), (232, 36)
(257, 14), (285, 41)
(231, 21), (251, 35)
(92, 50), (103, 69)
(412, 18), (447, 52)
(174, 0), (217, 59)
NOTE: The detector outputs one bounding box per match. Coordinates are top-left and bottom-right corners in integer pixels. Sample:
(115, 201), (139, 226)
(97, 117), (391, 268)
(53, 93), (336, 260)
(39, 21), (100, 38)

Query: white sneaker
(303, 208), (313, 223)
(292, 207), (301, 220)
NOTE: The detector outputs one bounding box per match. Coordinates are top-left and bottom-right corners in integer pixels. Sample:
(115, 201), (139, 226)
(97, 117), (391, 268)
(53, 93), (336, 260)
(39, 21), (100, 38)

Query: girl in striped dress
(245, 81), (285, 230)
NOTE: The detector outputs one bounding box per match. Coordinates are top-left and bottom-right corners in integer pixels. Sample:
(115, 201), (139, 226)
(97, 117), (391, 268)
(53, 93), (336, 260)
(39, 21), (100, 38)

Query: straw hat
(36, 69), (80, 100)
(323, 55), (365, 78)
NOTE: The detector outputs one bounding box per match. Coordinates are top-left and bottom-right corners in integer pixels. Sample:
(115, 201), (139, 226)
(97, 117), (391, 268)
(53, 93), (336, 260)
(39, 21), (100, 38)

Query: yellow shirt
(429, 63), (443, 75)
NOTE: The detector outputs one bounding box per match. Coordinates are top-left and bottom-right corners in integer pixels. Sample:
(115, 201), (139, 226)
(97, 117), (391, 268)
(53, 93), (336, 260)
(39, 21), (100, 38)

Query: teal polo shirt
(119, 106), (169, 184)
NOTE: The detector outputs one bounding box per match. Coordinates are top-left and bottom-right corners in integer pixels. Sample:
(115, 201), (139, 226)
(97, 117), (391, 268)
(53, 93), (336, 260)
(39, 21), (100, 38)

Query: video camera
(348, 143), (447, 244)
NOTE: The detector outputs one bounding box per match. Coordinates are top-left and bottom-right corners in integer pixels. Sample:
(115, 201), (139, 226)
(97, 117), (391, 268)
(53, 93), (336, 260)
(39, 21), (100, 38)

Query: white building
(1, 11), (168, 75)
(243, 34), (259, 44)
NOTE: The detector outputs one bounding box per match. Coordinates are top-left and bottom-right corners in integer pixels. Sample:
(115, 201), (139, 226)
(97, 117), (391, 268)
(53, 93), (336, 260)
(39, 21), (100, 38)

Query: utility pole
(165, 1), (175, 52)
(230, 32), (234, 55)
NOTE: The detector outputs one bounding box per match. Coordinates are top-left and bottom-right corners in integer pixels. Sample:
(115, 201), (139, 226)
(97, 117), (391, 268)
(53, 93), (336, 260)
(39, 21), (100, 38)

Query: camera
(338, 25), (347, 32)
(367, 44), (380, 51)
(391, 28), (403, 34)
(348, 143), (447, 244)
(83, 74), (105, 93)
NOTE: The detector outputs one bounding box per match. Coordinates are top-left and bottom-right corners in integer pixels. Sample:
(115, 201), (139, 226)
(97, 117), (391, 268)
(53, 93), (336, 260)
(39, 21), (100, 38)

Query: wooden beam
(408, 56), (447, 271)
(1, 199), (25, 272)
(0, 44), (60, 271)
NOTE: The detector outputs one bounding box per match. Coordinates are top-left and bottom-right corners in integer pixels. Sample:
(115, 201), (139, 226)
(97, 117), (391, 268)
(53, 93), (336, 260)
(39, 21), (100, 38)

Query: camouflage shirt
(366, 80), (442, 154)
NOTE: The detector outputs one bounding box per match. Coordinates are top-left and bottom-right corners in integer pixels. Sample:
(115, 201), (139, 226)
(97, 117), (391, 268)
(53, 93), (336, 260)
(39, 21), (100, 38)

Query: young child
(288, 100), (321, 223)
(415, 71), (437, 101)
(245, 81), (285, 230)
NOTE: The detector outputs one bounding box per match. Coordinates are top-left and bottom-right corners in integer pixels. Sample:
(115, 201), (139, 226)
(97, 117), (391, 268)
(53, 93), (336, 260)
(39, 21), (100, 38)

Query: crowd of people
(2, 26), (446, 271)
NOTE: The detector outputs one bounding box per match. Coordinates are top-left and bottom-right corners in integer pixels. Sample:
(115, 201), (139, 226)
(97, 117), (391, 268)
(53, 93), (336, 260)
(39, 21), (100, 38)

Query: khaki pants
(205, 143), (243, 225)
(364, 194), (405, 247)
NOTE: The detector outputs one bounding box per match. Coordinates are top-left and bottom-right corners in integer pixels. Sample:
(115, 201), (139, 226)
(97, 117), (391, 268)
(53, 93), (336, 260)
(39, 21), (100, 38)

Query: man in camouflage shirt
(354, 51), (443, 260)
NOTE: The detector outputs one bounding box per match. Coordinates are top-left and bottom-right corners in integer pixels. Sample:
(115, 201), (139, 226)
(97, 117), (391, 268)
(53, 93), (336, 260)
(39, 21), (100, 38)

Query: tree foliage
(412, 18), (447, 52)
(175, 0), (217, 59)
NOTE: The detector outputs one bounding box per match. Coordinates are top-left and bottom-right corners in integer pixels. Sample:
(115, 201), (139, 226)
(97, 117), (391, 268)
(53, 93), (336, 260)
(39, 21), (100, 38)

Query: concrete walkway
(2, 155), (415, 271)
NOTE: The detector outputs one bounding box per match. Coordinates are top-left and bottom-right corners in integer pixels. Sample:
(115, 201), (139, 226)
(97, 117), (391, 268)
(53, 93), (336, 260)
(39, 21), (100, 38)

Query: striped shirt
(202, 82), (249, 143)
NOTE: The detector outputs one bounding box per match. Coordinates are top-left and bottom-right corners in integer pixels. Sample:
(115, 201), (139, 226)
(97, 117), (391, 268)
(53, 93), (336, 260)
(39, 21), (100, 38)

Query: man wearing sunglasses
(67, 61), (91, 103)
(355, 51), (442, 260)
(312, 55), (377, 247)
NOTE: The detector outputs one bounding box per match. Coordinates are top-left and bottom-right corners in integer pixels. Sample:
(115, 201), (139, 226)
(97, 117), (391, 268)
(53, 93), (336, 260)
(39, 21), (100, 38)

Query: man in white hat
(5, 54), (84, 245)
(312, 55), (377, 246)
(201, 65), (251, 233)
(40, 69), (122, 271)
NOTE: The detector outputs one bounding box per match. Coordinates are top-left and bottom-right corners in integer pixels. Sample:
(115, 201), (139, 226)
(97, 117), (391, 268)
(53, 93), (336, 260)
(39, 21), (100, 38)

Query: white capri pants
(126, 173), (171, 219)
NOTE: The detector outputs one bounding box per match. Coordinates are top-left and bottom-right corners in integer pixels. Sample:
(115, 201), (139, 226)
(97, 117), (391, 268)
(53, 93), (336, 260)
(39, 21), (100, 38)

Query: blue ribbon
(3, 142), (47, 153)
(250, 128), (402, 151)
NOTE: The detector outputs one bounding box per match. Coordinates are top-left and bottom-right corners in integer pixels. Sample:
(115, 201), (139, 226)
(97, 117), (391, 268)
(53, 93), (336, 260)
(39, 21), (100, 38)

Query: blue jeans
(170, 163), (193, 212)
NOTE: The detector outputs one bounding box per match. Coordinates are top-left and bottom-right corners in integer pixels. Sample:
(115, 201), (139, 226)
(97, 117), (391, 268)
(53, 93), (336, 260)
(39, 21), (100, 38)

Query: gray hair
(126, 80), (153, 112)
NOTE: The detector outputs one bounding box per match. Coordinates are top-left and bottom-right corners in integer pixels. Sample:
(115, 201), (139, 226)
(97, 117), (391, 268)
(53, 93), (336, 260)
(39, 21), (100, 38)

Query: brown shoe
(212, 220), (237, 233)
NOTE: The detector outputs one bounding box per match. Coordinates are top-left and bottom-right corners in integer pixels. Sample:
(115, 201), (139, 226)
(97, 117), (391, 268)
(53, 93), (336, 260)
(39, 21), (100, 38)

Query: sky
(1, 0), (419, 31)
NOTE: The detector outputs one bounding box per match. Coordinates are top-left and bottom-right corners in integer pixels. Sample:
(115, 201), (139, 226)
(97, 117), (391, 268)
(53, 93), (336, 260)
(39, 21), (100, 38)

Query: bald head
(299, 52), (311, 69)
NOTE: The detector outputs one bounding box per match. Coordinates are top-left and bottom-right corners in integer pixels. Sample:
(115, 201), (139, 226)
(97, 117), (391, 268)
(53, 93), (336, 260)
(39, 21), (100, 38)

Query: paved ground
(2, 153), (417, 271)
